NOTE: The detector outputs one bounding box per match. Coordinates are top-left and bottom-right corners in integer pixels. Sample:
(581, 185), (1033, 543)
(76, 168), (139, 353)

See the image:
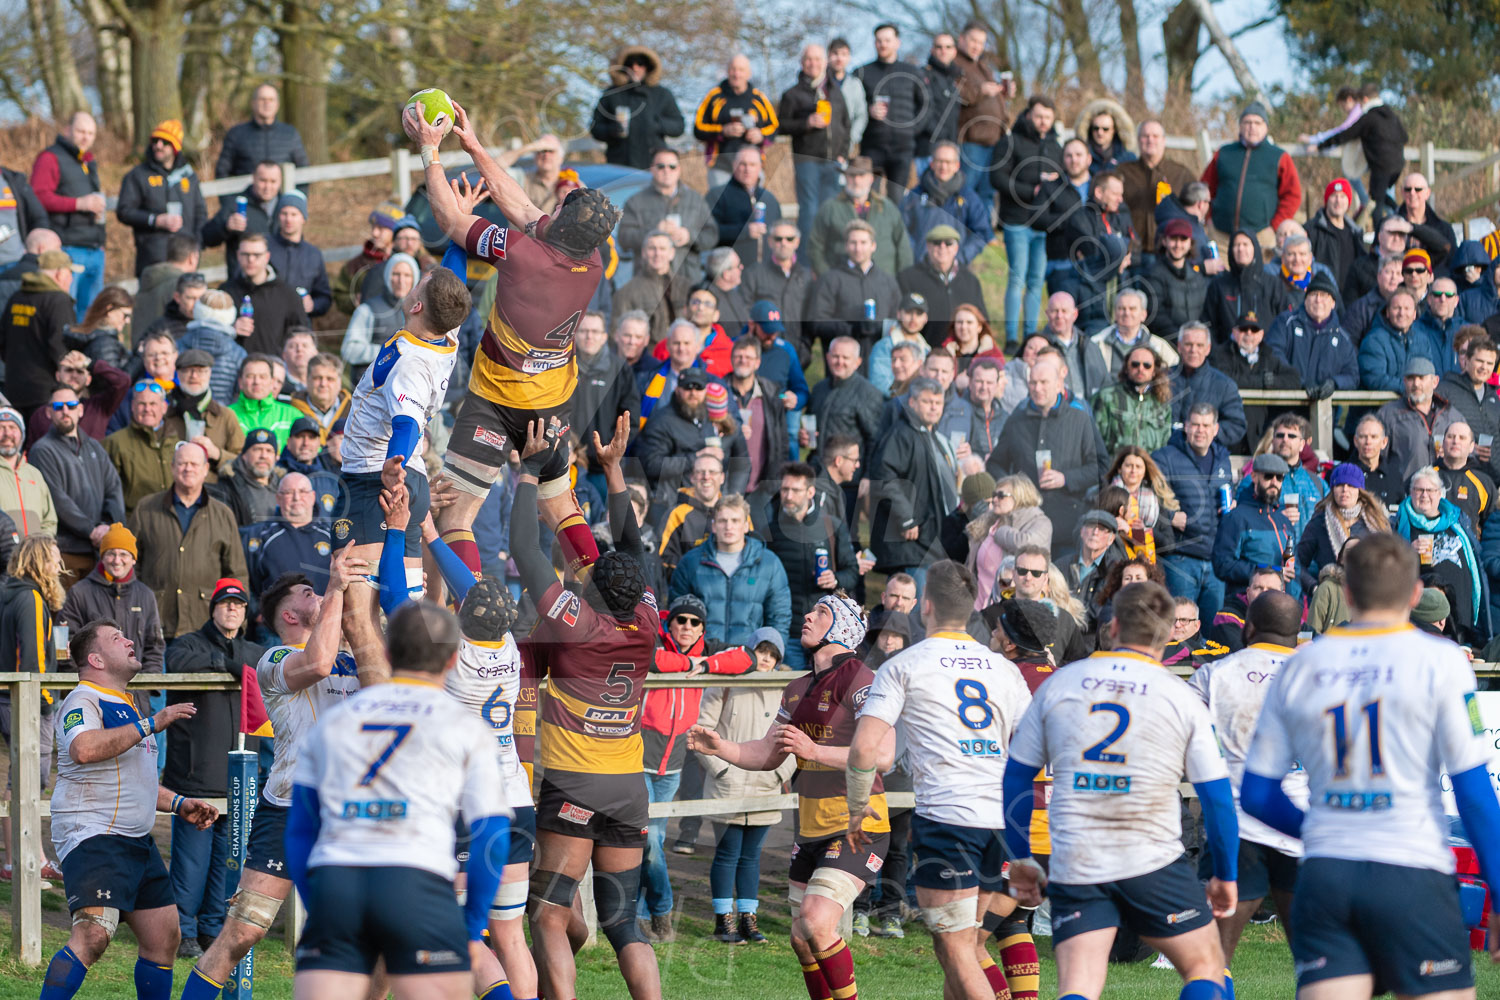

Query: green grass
(4, 898), (1495, 999)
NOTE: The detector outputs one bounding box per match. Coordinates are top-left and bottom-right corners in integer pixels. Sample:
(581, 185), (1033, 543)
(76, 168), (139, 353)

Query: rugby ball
(404, 89), (455, 135)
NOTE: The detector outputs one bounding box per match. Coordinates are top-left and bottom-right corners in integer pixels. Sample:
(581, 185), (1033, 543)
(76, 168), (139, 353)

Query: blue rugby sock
(1223, 968), (1235, 1000)
(134, 957), (173, 1000)
(178, 966), (223, 1000)
(40, 946), (87, 1000)
(477, 980), (514, 1000)
(1180, 977), (1226, 1000)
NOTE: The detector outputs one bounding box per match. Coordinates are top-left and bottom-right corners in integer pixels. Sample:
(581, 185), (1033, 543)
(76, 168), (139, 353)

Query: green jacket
(228, 395), (301, 451)
(1093, 385), (1172, 455)
(103, 420), (183, 514)
(808, 190), (913, 277)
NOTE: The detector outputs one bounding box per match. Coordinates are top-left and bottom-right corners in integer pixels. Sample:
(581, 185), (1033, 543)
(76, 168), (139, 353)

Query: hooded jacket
(1305, 208), (1364, 297)
(2, 270), (74, 410)
(0, 454), (57, 538)
(60, 564), (165, 676)
(1459, 256), (1500, 324)
(899, 169), (993, 265)
(915, 54), (963, 155)
(341, 252), (416, 373)
(590, 46), (686, 170)
(991, 115), (1064, 228)
(162, 619), (266, 796)
(0, 576), (56, 710)
(871, 403), (958, 570)
(778, 71), (850, 164)
(1204, 228), (1290, 342)
(670, 534), (792, 646)
(1151, 430), (1233, 562)
(27, 426), (124, 554)
(116, 144), (207, 275)
(1266, 305), (1359, 393)
(176, 315), (247, 401)
(693, 78), (780, 167)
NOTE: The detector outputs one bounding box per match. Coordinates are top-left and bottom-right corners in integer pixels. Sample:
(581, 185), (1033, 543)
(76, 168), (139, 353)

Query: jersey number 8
(954, 680), (993, 730)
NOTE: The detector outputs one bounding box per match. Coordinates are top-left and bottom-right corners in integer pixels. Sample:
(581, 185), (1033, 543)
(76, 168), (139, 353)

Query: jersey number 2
(1326, 700), (1383, 778)
(1082, 703), (1130, 763)
(358, 723), (413, 787)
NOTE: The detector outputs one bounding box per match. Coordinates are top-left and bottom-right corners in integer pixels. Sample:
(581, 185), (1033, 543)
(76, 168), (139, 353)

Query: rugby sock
(178, 967), (222, 1000)
(800, 961), (833, 1000)
(813, 937), (857, 1000)
(712, 897), (734, 915)
(979, 955), (1011, 1000)
(998, 928), (1040, 1000)
(555, 514), (598, 577)
(40, 946), (87, 1000)
(478, 980), (513, 1000)
(440, 528), (481, 576)
(134, 957), (173, 1000)
(1223, 969), (1235, 1000)
(1180, 978), (1227, 1000)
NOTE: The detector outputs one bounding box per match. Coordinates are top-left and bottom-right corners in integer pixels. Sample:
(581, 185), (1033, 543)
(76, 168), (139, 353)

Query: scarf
(1325, 503), (1367, 556)
(1396, 498), (1481, 622)
(920, 168), (965, 205)
(1281, 262), (1312, 290)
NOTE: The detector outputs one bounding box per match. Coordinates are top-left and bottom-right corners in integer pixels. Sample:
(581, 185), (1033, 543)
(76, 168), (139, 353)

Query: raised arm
(593, 412), (643, 560)
(276, 548), (355, 692)
(445, 102), (544, 231)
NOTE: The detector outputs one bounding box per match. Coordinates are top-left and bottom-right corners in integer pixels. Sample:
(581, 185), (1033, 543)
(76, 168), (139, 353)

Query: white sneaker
(1150, 952), (1175, 970)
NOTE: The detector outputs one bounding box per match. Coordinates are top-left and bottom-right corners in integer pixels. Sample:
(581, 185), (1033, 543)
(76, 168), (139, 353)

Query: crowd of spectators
(4, 24), (1500, 948)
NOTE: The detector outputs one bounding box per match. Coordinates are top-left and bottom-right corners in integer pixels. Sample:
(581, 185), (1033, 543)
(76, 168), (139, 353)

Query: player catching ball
(402, 97), (621, 580)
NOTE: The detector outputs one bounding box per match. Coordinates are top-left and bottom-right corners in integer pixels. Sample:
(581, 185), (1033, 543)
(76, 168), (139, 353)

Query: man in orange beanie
(117, 118), (207, 276)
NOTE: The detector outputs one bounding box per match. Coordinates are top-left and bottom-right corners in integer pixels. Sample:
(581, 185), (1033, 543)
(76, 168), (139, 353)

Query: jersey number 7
(359, 723), (414, 787)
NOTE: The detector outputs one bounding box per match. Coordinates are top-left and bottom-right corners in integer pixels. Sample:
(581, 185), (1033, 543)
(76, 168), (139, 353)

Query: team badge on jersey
(316, 541), (331, 557)
(321, 493), (335, 512)
(333, 519), (352, 541)
(63, 709), (84, 732)
(1465, 692), (1485, 735)
(246, 536), (261, 551)
(270, 648), (291, 663)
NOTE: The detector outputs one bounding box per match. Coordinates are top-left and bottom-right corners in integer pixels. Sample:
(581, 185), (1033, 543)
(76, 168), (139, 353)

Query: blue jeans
(960, 143), (996, 203)
(1000, 223), (1047, 343)
(710, 823), (772, 913)
(794, 158), (844, 238)
(1162, 554), (1227, 626)
(637, 769), (681, 918)
(64, 245), (105, 321)
(170, 814), (230, 939)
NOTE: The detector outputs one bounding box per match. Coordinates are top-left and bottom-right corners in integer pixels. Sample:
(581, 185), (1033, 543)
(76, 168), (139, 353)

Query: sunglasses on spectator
(1259, 472), (1285, 481)
(133, 380), (166, 394)
(927, 238), (958, 246)
(1091, 124), (1113, 132)
(992, 490), (1012, 500)
(1014, 566), (1047, 578)
(1403, 185), (1427, 192)
(50, 400), (82, 411)
(672, 615), (702, 626)
(1128, 360), (1154, 369)
(1403, 266), (1428, 275)
(1274, 431), (1301, 439)
(60, 365), (89, 375)
(1430, 289), (1458, 298)
(772, 235), (798, 242)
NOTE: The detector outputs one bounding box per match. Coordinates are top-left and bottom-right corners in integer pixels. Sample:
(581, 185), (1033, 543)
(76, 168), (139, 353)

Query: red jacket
(651, 323), (733, 377)
(641, 631), (752, 775)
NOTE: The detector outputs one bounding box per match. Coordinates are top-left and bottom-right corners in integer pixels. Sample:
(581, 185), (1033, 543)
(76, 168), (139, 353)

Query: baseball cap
(211, 578), (250, 606)
(1402, 356), (1436, 378)
(177, 348), (214, 370)
(749, 299), (785, 335)
(1251, 453), (1290, 475)
(899, 292), (928, 314)
(676, 368), (708, 391)
(245, 428), (277, 448)
(1235, 311), (1264, 332)
(38, 249), (83, 273)
(924, 224), (961, 244)
(289, 416), (321, 438)
(1160, 218), (1193, 241)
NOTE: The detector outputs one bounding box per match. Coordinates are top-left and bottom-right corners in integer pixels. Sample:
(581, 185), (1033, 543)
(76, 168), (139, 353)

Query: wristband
(171, 794), (184, 816)
(134, 716), (155, 739)
(421, 146), (440, 169)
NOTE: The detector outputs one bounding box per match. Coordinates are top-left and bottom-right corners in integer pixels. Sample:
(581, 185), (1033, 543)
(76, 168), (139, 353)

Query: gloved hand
(1309, 379), (1337, 400)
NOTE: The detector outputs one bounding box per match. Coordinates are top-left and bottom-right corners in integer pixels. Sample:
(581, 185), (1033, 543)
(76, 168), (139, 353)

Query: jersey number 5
(1326, 700), (1383, 778)
(359, 723), (414, 787)
(1083, 702), (1130, 764)
(600, 663), (636, 706)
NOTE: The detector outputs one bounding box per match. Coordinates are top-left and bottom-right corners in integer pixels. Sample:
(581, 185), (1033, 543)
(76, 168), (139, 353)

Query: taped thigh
(226, 888), (283, 931)
(442, 452), (502, 498)
(921, 896), (980, 934)
(788, 882), (807, 921)
(72, 906), (120, 939)
(527, 869), (578, 910)
(536, 475), (573, 500)
(804, 867), (863, 911)
(490, 878), (529, 921)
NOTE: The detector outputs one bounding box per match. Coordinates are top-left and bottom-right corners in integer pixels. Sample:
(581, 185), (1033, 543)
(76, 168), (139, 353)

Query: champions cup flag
(240, 663), (273, 737)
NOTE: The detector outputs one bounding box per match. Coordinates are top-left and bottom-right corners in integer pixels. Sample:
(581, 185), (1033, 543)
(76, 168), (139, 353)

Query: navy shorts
(244, 798), (289, 877)
(1047, 854), (1214, 944)
(295, 865), (469, 976)
(909, 813), (1008, 892)
(1291, 857), (1473, 996)
(789, 832), (891, 887)
(60, 833), (175, 915)
(338, 469), (429, 557)
(457, 806), (537, 871)
(1199, 838), (1299, 901)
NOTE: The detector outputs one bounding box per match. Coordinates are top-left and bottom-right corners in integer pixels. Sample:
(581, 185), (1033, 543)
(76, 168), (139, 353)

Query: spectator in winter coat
(2, 249), (78, 419)
(1360, 289), (1446, 391)
(329, 201), (396, 314)
(639, 369), (741, 498)
(899, 142), (992, 266)
(1118, 119), (1198, 258)
(202, 162), (280, 282)
(855, 24), (926, 194)
(1203, 228), (1289, 343)
(992, 96), (1064, 343)
(876, 351), (974, 446)
(1212, 452), (1300, 598)
(806, 336), (885, 466)
(286, 352), (350, 440)
(1093, 346), (1173, 454)
(694, 55), (779, 183)
(172, 352), (244, 483)
(590, 45), (686, 171)
(1377, 357), (1458, 486)
(340, 252), (416, 375)
(724, 338), (791, 491)
(103, 383), (181, 513)
(1439, 337), (1500, 480)
(0, 167), (49, 271)
(1266, 271), (1359, 398)
(127, 441), (247, 638)
(1345, 252), (1407, 343)
(227, 356), (300, 450)
(868, 297), (931, 394)
(23, 349), (128, 452)
(1460, 253), (1500, 325)
(779, 45), (852, 237)
(1082, 104), (1137, 175)
(1295, 464), (1390, 594)
(1421, 277), (1466, 370)
(671, 494), (791, 645)
(1153, 406), (1235, 621)
(1200, 101), (1301, 245)
(1313, 85), (1407, 220)
(1306, 178), (1364, 298)
(1141, 217), (1209, 335)
(160, 579), (263, 953)
(914, 35), (963, 173)
(611, 232), (692, 344)
(1396, 466), (1487, 644)
(950, 25), (1014, 202)
(808, 157), (912, 277)
(65, 286), (134, 370)
(1061, 173), (1136, 327)
(215, 85), (309, 179)
(0, 408), (55, 539)
(1396, 172), (1455, 273)
(708, 147), (782, 265)
(28, 386), (124, 580)
(0, 536), (63, 794)
(116, 120), (206, 277)
(1167, 323), (1246, 448)
(266, 191), (331, 318)
(1085, 289), (1180, 384)
(617, 148), (717, 266)
(870, 378), (961, 583)
(1212, 312), (1300, 448)
(897, 225), (988, 340)
(572, 312), (642, 488)
(741, 221), (814, 350)
(174, 291), (246, 402)
(0, 228), (57, 324)
(806, 219), (902, 356)
(59, 525), (165, 696)
(658, 454), (725, 575)
(30, 112), (107, 318)
(136, 265), (203, 351)
(217, 233), (307, 357)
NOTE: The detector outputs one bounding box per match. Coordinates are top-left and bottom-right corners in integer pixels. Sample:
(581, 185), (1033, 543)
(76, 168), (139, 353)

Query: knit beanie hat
(276, 190), (308, 220)
(1240, 100), (1269, 122)
(961, 472), (996, 510)
(150, 119), (184, 153)
(369, 201), (404, 231)
(99, 523), (138, 558)
(705, 381), (730, 421)
(1324, 178), (1354, 205)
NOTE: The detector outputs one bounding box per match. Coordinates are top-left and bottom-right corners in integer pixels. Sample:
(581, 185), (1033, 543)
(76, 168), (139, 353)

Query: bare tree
(26, 0), (87, 117)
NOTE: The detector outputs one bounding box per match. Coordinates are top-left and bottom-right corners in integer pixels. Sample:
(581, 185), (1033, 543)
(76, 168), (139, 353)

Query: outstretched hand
(403, 105), (447, 150)
(592, 412), (631, 470)
(380, 481), (410, 532)
(451, 101), (479, 151)
(451, 173), (489, 215)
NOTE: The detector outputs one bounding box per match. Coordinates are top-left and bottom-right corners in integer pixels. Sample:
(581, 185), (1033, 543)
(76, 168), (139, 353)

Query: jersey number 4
(1326, 700), (1384, 778)
(543, 311), (582, 349)
(1082, 702), (1130, 764)
(358, 723), (413, 787)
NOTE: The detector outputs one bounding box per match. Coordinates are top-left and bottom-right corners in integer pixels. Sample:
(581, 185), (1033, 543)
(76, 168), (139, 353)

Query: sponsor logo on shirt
(546, 591), (580, 626)
(341, 799), (408, 820)
(823, 840), (842, 860)
(1073, 772), (1132, 794)
(1324, 790), (1392, 811)
(866, 853), (883, 872)
(1466, 691), (1484, 735)
(558, 801), (594, 825)
(522, 354), (571, 374)
(63, 709), (85, 732)
(414, 949), (462, 967)
(472, 425), (508, 452)
(1419, 959), (1463, 976)
(476, 225), (507, 260)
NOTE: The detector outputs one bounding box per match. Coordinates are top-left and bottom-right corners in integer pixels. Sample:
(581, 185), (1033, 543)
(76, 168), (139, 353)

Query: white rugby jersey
(444, 636), (532, 810)
(1008, 650), (1229, 885)
(51, 682), (160, 861)
(259, 644), (361, 806)
(293, 677), (507, 878)
(860, 630), (1032, 828)
(1186, 643), (1308, 854)
(1246, 623), (1490, 874)
(341, 330), (457, 475)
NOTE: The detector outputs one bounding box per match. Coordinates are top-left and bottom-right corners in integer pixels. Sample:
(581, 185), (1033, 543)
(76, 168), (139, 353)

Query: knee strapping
(593, 867), (648, 952)
(804, 868), (862, 910)
(490, 878), (528, 921)
(527, 869), (578, 910)
(997, 916), (1029, 940)
(980, 910), (1005, 935)
(920, 897), (979, 934)
(226, 888), (283, 931)
(443, 454), (502, 497)
(72, 906), (119, 939)
(788, 883), (807, 920)
(536, 476), (572, 500)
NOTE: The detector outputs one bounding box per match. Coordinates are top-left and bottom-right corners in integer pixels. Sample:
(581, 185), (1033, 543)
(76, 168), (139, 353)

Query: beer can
(1217, 483), (1232, 513)
(863, 298), (876, 320)
(814, 547), (830, 580)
